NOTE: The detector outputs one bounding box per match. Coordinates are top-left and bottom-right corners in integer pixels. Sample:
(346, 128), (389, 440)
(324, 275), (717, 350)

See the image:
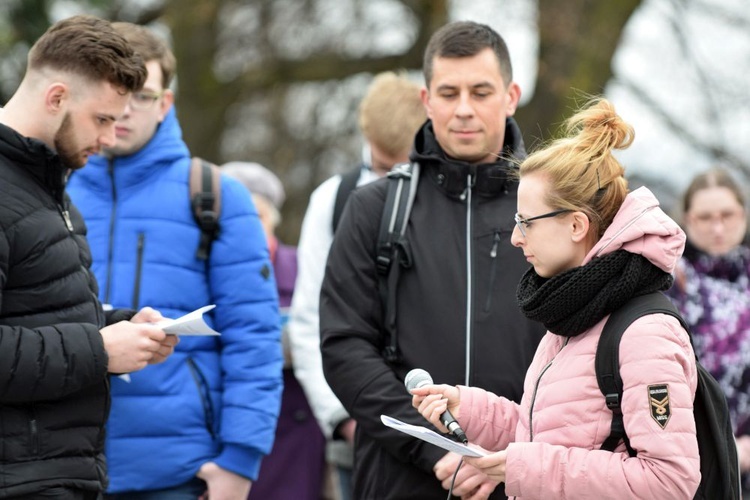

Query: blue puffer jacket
(67, 108), (283, 492)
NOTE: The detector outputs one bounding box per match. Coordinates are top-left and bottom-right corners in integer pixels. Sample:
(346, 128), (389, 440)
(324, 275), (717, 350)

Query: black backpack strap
(189, 157), (222, 261)
(332, 166), (363, 233)
(595, 292), (685, 457)
(376, 162), (419, 362)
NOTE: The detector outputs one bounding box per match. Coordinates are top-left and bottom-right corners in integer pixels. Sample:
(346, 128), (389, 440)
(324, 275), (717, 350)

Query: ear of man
(504, 81), (521, 117)
(44, 82), (68, 115)
(157, 88), (175, 124)
(419, 86), (432, 120)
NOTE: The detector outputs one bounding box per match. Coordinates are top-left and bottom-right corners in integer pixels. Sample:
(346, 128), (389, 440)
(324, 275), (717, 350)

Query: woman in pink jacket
(411, 98), (700, 499)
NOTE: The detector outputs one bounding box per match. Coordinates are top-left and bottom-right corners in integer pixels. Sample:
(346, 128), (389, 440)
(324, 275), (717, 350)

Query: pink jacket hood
(584, 186), (686, 273)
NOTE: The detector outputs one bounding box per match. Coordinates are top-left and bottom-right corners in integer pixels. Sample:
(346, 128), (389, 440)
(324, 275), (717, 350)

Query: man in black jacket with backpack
(320, 21), (546, 499)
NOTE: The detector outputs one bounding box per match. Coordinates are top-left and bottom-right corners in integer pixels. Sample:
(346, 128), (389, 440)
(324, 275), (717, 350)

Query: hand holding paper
(157, 305), (220, 336)
(380, 415), (487, 457)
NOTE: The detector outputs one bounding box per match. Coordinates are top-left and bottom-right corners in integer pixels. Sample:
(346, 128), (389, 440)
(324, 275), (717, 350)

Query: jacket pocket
(187, 357), (217, 439)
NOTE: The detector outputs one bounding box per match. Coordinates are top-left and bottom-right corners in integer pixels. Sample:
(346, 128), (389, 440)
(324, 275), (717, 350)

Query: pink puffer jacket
(459, 187), (700, 499)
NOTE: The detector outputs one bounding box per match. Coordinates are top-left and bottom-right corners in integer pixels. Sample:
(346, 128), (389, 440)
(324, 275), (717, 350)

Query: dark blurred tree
(0, 0), (647, 243)
(163, 0), (450, 242)
(8, 0), (51, 42)
(165, 0), (447, 162)
(517, 0), (641, 146)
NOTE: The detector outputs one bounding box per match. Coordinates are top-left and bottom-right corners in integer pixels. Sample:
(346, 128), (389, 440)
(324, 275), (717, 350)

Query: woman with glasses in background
(666, 168), (750, 497)
(410, 97), (701, 499)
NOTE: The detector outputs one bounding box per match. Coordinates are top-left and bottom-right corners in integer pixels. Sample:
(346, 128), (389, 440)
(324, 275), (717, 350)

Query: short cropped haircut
(358, 72), (426, 157)
(520, 98), (634, 240)
(423, 21), (513, 88)
(112, 22), (176, 89)
(28, 15), (146, 92)
(682, 168), (746, 214)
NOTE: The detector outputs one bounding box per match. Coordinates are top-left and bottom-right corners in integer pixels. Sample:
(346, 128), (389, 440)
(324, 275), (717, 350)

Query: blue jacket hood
(81, 107), (190, 189)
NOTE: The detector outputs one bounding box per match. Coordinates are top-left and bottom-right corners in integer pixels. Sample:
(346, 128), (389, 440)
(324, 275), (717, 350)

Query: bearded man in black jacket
(0, 15), (178, 499)
(320, 21), (546, 500)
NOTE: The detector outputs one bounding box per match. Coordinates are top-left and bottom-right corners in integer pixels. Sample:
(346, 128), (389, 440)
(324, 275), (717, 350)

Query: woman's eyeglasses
(514, 209), (572, 237)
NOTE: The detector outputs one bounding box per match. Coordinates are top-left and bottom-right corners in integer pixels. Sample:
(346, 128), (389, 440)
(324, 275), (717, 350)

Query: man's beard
(54, 113), (85, 170)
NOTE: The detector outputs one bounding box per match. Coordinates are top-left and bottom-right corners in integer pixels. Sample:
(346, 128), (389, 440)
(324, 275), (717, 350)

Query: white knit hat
(221, 161), (285, 209)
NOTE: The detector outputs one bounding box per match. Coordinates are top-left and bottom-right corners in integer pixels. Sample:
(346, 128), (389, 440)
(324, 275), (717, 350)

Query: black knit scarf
(516, 250), (674, 337)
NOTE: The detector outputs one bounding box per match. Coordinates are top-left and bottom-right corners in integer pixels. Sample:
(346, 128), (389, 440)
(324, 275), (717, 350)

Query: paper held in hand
(156, 305), (220, 336)
(380, 414), (487, 458)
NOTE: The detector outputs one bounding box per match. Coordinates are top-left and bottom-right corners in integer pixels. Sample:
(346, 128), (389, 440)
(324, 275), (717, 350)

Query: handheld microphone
(404, 368), (468, 444)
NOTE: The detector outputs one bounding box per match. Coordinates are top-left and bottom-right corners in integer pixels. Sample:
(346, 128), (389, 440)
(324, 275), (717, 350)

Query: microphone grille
(404, 368), (433, 391)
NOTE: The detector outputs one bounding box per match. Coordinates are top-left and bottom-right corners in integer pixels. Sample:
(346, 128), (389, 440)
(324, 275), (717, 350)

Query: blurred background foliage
(0, 0), (746, 243)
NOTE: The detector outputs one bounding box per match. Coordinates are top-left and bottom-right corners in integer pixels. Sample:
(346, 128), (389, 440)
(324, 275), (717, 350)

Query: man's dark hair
(28, 15), (146, 93)
(112, 22), (176, 89)
(423, 21), (513, 88)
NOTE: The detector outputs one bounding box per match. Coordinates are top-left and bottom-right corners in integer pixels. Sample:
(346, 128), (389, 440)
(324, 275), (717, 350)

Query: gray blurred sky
(458, 0), (749, 196)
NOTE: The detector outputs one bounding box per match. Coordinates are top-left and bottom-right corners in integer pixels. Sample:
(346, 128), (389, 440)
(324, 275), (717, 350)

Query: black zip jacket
(320, 119), (546, 499)
(0, 123), (124, 497)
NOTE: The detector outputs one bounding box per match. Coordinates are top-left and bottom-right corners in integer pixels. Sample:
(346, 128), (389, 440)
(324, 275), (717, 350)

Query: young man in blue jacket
(67, 22), (282, 500)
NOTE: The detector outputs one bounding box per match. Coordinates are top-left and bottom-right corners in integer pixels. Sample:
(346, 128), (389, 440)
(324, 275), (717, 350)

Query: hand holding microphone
(405, 368), (468, 444)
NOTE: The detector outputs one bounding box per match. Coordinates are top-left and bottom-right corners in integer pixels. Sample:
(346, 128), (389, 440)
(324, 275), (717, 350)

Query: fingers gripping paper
(380, 415), (487, 457)
(156, 305), (220, 336)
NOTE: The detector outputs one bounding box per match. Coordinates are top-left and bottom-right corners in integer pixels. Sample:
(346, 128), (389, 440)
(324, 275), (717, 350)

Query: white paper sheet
(380, 414), (488, 457)
(156, 305), (220, 336)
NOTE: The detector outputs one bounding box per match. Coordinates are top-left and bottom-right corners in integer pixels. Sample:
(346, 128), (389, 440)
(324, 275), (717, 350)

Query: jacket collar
(0, 122), (67, 203)
(409, 118), (526, 199)
(78, 108), (190, 191)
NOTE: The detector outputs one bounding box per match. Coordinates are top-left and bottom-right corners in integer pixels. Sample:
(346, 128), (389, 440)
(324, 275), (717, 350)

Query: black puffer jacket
(321, 119), (546, 499)
(0, 123), (115, 497)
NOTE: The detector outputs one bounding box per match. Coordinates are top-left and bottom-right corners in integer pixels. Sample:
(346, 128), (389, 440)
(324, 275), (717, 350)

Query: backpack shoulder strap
(332, 166), (363, 233)
(595, 292), (685, 456)
(376, 161), (420, 362)
(376, 162), (419, 275)
(189, 157), (222, 261)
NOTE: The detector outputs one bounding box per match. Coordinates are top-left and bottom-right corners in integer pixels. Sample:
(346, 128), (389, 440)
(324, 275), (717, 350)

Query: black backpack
(332, 165), (363, 233)
(189, 157), (222, 261)
(595, 291), (740, 500)
(331, 162), (420, 362)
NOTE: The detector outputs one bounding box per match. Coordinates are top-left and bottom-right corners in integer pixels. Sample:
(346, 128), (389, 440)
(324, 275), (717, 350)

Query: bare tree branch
(691, 0), (750, 30)
(666, 0), (724, 139)
(617, 76), (750, 180)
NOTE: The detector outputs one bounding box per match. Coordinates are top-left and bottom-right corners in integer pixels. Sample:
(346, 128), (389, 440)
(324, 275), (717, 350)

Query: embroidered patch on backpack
(648, 384), (671, 429)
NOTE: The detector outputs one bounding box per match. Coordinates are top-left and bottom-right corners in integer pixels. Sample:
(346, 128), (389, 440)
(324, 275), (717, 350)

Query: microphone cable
(446, 456), (464, 499)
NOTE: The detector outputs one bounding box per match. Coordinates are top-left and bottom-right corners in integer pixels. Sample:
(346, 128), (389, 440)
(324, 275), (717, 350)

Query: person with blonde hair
(288, 70), (426, 499)
(357, 71), (427, 176)
(412, 98), (702, 498)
